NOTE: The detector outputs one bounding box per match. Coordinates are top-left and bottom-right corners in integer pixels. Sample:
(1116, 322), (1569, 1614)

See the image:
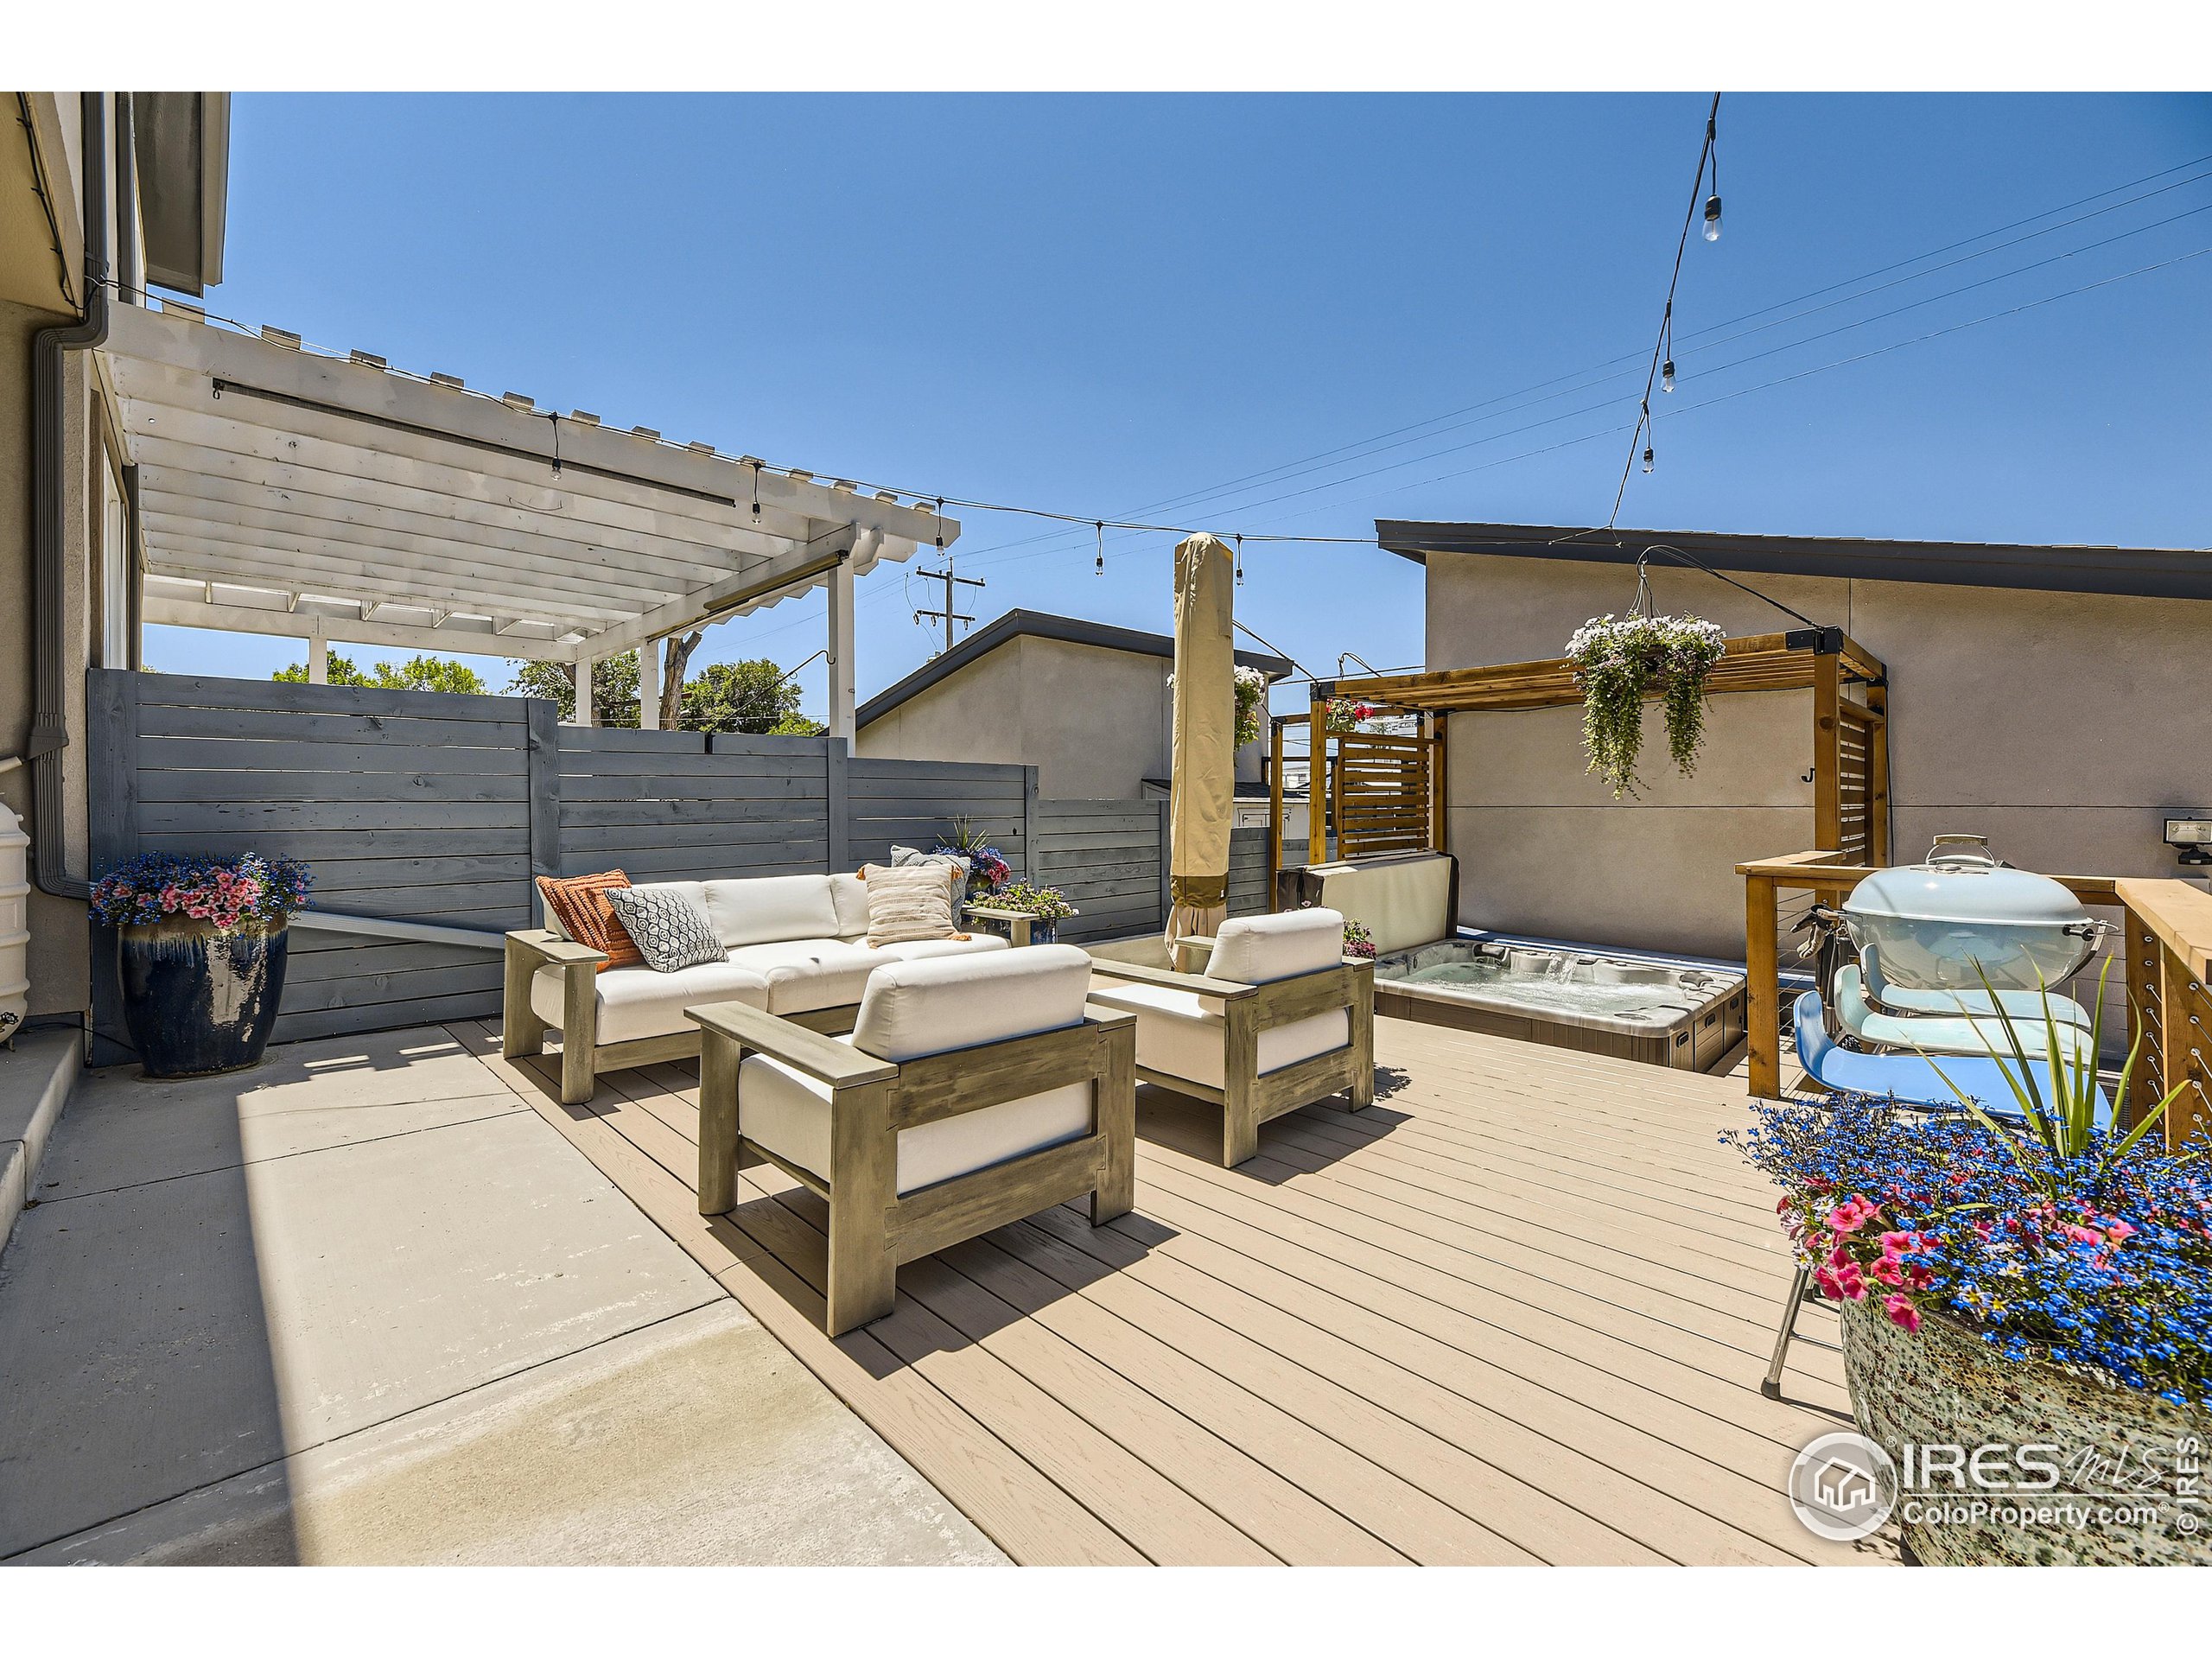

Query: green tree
(505, 652), (640, 727)
(680, 658), (824, 735)
(274, 652), (486, 693)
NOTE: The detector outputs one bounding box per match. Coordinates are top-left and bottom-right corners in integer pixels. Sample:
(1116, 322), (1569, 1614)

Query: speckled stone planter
(1842, 1295), (2212, 1565)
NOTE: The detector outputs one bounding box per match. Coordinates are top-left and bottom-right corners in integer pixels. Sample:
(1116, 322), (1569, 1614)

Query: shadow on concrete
(0, 1058), (296, 1562)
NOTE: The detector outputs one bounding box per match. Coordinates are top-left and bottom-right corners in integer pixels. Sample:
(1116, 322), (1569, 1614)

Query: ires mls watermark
(1789, 1430), (2203, 1543)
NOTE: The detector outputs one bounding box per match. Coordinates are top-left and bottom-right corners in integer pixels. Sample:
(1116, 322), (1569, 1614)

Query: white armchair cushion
(702, 874), (840, 950)
(741, 944), (1097, 1196)
(531, 959), (769, 1046)
(1204, 908), (1346, 985)
(738, 1049), (1090, 1196)
(1084, 981), (1348, 1091)
(850, 943), (1093, 1062)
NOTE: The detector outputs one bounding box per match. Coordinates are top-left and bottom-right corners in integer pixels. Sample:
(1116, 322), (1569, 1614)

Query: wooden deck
(448, 1013), (1891, 1566)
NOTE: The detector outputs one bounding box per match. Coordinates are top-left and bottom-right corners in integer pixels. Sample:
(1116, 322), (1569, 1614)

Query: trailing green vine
(1563, 613), (1726, 798)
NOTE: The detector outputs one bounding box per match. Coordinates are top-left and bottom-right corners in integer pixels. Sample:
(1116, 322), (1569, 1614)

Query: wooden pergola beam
(1276, 629), (1896, 888)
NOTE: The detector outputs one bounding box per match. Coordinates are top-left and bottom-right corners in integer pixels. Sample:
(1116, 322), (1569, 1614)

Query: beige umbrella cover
(1166, 532), (1235, 948)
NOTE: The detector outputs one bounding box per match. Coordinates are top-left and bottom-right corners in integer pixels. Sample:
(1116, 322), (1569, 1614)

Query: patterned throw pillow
(601, 886), (727, 973)
(861, 862), (960, 947)
(536, 871), (645, 973)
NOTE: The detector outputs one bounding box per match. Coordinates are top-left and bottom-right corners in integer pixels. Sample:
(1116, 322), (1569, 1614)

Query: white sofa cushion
(531, 959), (769, 1046)
(829, 872), (871, 939)
(702, 874), (840, 950)
(721, 932), (1009, 1015)
(724, 939), (879, 1014)
(851, 943), (1093, 1062)
(1085, 980), (1348, 1092)
(739, 1048), (1091, 1196)
(1203, 908), (1346, 985)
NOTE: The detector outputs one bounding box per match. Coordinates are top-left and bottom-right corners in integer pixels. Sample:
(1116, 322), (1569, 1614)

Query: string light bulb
(1094, 521), (1104, 575)
(1703, 194), (1722, 242)
(1235, 534), (1244, 588)
(1662, 358), (1675, 392)
(1642, 445), (1656, 474)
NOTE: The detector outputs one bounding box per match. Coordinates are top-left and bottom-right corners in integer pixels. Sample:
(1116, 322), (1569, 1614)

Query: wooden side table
(963, 903), (1074, 947)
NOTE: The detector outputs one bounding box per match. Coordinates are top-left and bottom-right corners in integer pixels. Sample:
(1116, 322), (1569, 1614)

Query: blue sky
(148, 92), (2212, 715)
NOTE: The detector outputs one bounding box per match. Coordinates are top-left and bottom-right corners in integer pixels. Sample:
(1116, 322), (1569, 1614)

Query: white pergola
(99, 302), (958, 734)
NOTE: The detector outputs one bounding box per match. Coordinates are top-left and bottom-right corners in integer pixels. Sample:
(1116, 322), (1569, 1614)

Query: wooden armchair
(689, 944), (1136, 1335)
(1088, 909), (1376, 1167)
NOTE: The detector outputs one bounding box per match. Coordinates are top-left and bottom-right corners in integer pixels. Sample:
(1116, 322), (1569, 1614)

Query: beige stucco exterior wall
(2, 93), (105, 1025)
(1427, 550), (2212, 961)
(856, 633), (1267, 801)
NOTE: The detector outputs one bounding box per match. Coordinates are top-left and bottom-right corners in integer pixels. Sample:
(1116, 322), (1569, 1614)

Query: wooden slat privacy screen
(88, 671), (1253, 1062)
(1332, 732), (1433, 859)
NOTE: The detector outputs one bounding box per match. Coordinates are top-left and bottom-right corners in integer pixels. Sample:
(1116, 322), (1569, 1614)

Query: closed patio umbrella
(1166, 532), (1235, 948)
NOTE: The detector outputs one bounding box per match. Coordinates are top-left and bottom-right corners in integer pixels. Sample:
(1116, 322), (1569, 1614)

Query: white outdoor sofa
(1088, 907), (1376, 1167)
(503, 871), (1007, 1104)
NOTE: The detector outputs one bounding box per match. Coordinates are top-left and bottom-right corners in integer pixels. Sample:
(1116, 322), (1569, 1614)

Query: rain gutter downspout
(27, 93), (111, 899)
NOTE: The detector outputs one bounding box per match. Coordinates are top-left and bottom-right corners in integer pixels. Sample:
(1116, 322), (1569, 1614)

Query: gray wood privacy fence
(88, 671), (1263, 1058)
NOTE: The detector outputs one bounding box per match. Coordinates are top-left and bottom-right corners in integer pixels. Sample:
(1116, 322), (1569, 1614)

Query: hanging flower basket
(1562, 613), (1726, 798)
(1167, 666), (1270, 749)
(1323, 696), (1376, 735)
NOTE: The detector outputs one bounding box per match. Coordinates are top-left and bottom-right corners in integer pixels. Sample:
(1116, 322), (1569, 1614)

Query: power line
(935, 149), (2212, 572)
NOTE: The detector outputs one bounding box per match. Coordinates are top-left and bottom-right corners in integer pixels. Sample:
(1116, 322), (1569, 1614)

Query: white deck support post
(827, 555), (856, 742)
(638, 638), (661, 730)
(307, 618), (327, 684)
(572, 653), (595, 727)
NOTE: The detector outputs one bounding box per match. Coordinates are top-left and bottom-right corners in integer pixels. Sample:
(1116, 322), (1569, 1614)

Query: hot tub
(1372, 939), (1748, 1071)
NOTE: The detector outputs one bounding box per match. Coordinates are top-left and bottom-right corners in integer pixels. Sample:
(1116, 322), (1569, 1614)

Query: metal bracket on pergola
(100, 302), (957, 732)
(1273, 628), (1891, 881)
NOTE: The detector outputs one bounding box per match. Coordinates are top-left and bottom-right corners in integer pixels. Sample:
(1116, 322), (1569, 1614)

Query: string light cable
(104, 187), (2212, 597)
(1607, 92), (1722, 524)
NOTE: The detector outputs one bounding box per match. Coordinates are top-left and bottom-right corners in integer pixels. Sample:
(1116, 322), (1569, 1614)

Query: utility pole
(914, 559), (984, 656)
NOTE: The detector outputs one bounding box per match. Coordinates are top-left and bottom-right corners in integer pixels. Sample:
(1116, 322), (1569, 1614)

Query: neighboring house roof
(1376, 520), (2212, 603)
(857, 609), (1294, 729)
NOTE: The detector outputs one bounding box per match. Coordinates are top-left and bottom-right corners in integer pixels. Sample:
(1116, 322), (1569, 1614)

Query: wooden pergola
(99, 302), (957, 736)
(1268, 626), (1891, 881)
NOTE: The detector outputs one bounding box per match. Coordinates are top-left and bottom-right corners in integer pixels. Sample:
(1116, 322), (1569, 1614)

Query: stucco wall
(1427, 550), (2212, 961)
(854, 639), (1030, 779)
(857, 633), (1267, 801)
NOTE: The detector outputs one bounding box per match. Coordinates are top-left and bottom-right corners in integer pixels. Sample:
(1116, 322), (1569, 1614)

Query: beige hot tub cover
(1166, 532), (1235, 945)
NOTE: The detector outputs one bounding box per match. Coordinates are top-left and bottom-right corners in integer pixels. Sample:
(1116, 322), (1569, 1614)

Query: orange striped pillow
(537, 871), (646, 972)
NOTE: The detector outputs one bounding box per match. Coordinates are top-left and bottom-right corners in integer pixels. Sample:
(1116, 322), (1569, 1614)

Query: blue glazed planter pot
(117, 918), (289, 1078)
(1029, 921), (1059, 946)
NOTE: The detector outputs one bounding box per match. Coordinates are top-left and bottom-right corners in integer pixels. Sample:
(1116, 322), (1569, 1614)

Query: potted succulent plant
(975, 881), (1078, 945)
(933, 819), (1012, 903)
(1729, 987), (2207, 1564)
(91, 853), (313, 1078)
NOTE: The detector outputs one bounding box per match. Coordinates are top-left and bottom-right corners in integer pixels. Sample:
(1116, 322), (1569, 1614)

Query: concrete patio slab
(0, 1027), (999, 1564)
(34, 1026), (518, 1201)
(16, 1302), (1002, 1566)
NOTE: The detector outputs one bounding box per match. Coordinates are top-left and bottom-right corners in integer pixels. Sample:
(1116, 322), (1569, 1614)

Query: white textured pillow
(861, 863), (959, 947)
(602, 886), (727, 973)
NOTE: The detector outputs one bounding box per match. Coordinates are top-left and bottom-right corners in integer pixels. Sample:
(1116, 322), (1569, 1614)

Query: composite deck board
(448, 1012), (1891, 1566)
